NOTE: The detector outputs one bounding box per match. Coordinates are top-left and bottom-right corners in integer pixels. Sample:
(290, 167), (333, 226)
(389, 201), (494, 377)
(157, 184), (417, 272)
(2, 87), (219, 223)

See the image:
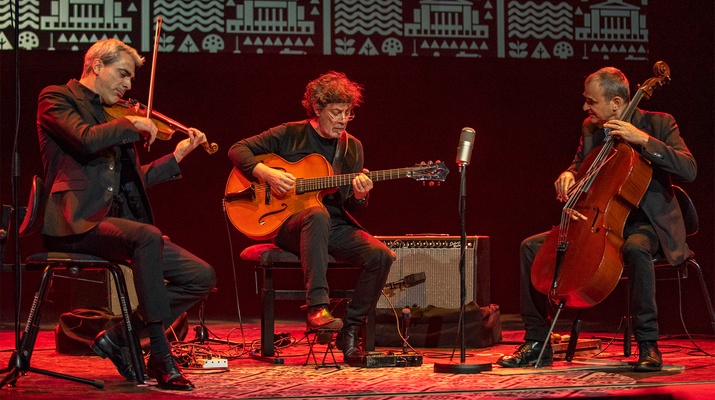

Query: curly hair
(301, 71), (363, 117)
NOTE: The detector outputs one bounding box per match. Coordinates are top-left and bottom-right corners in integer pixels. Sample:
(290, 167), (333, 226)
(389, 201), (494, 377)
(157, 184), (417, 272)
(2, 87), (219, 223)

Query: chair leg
(107, 264), (145, 384)
(624, 274), (632, 357)
(687, 259), (715, 336)
(251, 264), (283, 364)
(364, 309), (376, 352)
(1, 265), (103, 389)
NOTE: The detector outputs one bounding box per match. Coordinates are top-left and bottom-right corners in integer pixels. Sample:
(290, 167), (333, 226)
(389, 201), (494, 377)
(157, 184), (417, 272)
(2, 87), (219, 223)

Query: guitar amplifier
(376, 236), (490, 309)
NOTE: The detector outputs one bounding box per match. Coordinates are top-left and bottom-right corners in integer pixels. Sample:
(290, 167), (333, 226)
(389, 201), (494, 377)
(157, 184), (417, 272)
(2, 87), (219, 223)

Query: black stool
(1, 176), (145, 389)
(240, 243), (375, 363)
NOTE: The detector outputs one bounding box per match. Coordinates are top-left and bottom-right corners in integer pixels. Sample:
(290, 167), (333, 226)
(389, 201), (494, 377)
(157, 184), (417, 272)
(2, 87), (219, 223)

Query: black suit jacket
(567, 109), (697, 265)
(37, 79), (182, 237)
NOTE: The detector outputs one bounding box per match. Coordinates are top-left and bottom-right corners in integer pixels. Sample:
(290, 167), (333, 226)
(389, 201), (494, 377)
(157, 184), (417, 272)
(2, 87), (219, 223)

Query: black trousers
(274, 206), (394, 328)
(519, 220), (660, 343)
(44, 217), (216, 329)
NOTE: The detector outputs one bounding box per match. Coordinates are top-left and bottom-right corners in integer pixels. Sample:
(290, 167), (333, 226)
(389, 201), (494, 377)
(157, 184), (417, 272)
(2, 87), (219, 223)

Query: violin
(103, 99), (219, 155)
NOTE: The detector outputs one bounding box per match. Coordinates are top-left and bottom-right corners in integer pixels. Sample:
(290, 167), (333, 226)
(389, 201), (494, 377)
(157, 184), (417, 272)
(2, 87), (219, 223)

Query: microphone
(455, 127), (475, 167)
(401, 307), (411, 353)
(403, 272), (426, 288)
(384, 272), (426, 290)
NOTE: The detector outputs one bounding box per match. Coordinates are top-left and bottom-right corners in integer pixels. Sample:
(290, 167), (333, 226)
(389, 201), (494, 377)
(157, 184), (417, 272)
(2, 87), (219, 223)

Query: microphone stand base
(434, 361), (492, 374)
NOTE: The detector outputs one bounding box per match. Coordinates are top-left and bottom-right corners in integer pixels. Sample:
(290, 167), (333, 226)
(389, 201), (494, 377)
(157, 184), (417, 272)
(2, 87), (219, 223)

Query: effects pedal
(348, 351), (423, 368)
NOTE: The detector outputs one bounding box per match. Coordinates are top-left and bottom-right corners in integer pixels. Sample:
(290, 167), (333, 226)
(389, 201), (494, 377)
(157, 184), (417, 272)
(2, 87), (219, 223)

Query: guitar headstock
(409, 160), (449, 186)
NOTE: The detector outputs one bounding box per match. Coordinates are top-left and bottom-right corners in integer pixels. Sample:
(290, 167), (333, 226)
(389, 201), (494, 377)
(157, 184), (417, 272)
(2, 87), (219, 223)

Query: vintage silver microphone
(455, 127), (475, 167)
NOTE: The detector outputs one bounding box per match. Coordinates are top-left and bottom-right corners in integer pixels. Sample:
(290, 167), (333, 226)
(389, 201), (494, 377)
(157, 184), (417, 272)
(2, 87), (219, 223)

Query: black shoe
(146, 353), (194, 391)
(91, 330), (138, 380)
(307, 306), (343, 330)
(634, 341), (662, 372)
(337, 325), (368, 366)
(497, 341), (553, 368)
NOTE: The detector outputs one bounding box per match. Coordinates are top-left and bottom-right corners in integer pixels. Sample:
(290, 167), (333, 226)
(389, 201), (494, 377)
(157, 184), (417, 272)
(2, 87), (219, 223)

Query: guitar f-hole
(258, 204), (288, 226)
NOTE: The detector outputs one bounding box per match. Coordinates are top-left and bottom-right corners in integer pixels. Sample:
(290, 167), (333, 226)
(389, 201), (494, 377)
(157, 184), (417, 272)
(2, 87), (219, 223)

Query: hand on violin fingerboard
(173, 128), (208, 163)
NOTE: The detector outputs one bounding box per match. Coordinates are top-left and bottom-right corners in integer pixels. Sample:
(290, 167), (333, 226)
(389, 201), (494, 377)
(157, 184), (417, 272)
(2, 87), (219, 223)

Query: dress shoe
(307, 306), (343, 330)
(146, 353), (194, 391)
(91, 330), (137, 380)
(634, 340), (662, 372)
(337, 324), (368, 366)
(497, 340), (553, 368)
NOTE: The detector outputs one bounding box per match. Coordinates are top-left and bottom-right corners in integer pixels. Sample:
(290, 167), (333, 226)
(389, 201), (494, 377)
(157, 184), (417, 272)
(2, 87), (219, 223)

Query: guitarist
(497, 67), (696, 372)
(228, 71), (395, 365)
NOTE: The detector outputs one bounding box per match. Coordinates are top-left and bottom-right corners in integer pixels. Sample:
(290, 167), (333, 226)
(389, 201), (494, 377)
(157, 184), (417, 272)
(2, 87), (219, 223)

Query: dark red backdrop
(2, 2), (713, 333)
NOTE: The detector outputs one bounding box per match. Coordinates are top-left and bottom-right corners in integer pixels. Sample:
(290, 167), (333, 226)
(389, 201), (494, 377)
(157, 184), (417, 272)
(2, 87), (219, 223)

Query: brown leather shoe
(497, 341), (553, 368)
(146, 353), (194, 391)
(634, 341), (662, 372)
(306, 306), (343, 330)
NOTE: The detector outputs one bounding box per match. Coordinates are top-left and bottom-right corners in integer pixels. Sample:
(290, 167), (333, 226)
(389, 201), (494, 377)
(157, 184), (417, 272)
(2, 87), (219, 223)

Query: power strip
(199, 358), (228, 369)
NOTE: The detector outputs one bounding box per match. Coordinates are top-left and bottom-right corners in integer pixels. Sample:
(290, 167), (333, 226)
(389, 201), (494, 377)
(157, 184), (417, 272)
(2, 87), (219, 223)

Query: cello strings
(558, 135), (616, 242)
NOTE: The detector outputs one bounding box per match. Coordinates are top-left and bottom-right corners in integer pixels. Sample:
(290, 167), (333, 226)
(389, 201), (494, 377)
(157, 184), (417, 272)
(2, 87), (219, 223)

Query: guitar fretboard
(296, 167), (425, 193)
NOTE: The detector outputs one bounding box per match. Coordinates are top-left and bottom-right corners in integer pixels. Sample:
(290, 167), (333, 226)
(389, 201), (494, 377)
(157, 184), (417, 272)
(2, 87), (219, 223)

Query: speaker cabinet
(376, 236), (490, 309)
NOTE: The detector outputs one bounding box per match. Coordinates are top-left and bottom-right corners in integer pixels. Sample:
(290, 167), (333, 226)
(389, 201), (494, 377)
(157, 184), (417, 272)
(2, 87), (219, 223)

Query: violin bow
(145, 16), (162, 151)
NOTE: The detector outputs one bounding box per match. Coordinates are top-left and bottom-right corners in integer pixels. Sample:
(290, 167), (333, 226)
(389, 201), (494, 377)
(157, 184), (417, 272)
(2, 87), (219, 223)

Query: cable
(222, 199), (247, 346)
(379, 290), (421, 355)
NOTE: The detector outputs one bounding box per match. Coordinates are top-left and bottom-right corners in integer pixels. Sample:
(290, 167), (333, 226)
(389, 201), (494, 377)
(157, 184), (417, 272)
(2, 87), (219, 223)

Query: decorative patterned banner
(0, 0), (648, 61)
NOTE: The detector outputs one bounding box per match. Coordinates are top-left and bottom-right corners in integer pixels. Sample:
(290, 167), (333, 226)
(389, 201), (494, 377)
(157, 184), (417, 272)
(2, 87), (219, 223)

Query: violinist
(497, 67), (696, 371)
(36, 38), (215, 390)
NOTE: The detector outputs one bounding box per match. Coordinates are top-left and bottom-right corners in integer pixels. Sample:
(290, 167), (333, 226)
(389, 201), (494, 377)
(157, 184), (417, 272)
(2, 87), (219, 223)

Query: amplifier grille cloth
(376, 236), (482, 309)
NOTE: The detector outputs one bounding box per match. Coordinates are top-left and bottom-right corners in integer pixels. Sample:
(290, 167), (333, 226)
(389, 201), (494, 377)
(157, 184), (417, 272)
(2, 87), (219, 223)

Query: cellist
(36, 38), (216, 390)
(497, 67), (696, 372)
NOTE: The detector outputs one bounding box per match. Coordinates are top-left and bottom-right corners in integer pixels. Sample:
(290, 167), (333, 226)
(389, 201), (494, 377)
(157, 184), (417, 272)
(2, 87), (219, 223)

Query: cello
(531, 62), (671, 311)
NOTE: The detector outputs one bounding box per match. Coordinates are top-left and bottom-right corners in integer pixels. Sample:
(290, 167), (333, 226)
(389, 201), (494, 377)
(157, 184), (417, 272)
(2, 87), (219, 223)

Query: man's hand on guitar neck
(352, 168), (373, 201)
(254, 162), (296, 196)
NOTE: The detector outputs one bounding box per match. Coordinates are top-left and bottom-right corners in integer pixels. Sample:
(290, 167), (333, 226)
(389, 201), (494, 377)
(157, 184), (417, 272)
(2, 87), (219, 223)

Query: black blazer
(567, 109), (697, 265)
(37, 79), (182, 237)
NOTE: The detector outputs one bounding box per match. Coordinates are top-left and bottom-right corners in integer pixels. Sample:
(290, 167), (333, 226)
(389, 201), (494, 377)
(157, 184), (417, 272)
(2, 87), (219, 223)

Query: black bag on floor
(375, 302), (502, 348)
(55, 307), (189, 355)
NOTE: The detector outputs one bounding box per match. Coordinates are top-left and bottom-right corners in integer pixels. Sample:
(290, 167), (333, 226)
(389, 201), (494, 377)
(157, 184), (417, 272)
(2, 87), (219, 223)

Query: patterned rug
(1, 322), (714, 399)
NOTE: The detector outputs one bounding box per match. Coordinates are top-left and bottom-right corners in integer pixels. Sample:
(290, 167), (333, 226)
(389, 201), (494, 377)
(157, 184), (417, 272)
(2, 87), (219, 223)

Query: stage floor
(1, 318), (714, 399)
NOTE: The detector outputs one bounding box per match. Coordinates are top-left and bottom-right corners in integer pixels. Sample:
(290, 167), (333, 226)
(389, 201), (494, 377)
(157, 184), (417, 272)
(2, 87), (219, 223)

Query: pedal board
(348, 352), (423, 368)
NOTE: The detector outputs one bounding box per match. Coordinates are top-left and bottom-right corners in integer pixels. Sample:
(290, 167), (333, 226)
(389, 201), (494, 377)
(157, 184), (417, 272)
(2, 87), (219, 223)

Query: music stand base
(434, 361), (492, 374)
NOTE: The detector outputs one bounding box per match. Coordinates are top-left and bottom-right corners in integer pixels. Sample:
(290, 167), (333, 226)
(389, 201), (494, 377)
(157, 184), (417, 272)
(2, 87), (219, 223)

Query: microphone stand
(1, 0), (26, 382)
(434, 163), (491, 374)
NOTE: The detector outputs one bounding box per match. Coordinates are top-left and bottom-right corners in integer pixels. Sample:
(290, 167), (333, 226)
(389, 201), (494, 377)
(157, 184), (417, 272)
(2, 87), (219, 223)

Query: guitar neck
(297, 167), (418, 193)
